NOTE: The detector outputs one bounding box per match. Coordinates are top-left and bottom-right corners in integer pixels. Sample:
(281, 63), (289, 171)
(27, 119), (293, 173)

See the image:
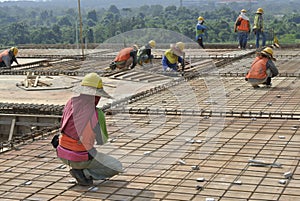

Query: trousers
(60, 150), (123, 180)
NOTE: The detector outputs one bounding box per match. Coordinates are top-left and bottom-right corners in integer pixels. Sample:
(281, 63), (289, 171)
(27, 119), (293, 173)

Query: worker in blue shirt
(195, 16), (207, 49)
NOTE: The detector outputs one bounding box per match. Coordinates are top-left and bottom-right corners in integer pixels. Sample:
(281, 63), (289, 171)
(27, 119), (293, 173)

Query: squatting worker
(0, 47), (19, 68)
(57, 73), (123, 186)
(234, 9), (250, 50)
(137, 40), (156, 66)
(162, 42), (185, 72)
(110, 45), (138, 70)
(245, 47), (278, 88)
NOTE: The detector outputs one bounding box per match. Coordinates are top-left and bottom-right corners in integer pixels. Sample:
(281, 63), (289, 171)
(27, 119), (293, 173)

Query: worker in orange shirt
(234, 9), (250, 49)
(110, 45), (139, 70)
(245, 47), (278, 88)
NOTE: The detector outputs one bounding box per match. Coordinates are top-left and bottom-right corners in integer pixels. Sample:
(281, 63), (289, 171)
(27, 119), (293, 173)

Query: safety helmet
(76, 73), (112, 98)
(81, 73), (103, 89)
(148, 40), (156, 48)
(197, 16), (204, 21)
(262, 47), (273, 56)
(256, 8), (264, 14)
(241, 9), (247, 13)
(10, 47), (18, 56)
(132, 44), (139, 50)
(176, 42), (185, 51)
(261, 47), (276, 61)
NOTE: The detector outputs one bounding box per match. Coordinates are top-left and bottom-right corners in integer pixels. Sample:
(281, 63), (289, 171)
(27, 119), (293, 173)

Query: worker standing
(234, 9), (250, 50)
(162, 42), (185, 72)
(0, 47), (19, 68)
(110, 45), (138, 70)
(245, 47), (278, 88)
(56, 73), (123, 186)
(253, 8), (266, 49)
(137, 40), (156, 66)
(195, 16), (207, 49)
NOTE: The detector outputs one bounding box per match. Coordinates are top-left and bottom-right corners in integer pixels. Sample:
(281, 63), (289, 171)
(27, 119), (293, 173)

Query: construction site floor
(0, 47), (299, 201)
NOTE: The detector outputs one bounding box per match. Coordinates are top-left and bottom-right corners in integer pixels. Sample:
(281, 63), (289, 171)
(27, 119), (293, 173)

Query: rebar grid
(110, 76), (300, 117)
(0, 48), (299, 200)
(101, 114), (299, 201)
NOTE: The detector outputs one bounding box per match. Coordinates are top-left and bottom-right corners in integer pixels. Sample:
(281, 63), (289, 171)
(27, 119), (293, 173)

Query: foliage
(0, 3), (299, 46)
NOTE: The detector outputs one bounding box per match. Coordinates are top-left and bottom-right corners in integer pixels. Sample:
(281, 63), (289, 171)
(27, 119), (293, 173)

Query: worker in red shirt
(55, 73), (123, 186)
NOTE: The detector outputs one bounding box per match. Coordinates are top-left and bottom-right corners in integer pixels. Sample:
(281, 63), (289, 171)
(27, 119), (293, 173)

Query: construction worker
(110, 44), (138, 70)
(253, 8), (266, 49)
(162, 42), (185, 72)
(234, 9), (250, 49)
(0, 47), (19, 68)
(245, 47), (278, 88)
(56, 73), (123, 186)
(137, 40), (156, 66)
(195, 16), (207, 49)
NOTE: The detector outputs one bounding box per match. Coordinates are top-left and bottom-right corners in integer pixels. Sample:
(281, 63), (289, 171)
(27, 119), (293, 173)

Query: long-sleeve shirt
(266, 60), (278, 77)
(162, 49), (183, 71)
(195, 23), (207, 40)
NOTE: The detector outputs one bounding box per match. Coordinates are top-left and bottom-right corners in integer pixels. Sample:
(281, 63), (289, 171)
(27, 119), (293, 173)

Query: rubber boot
(70, 169), (93, 186)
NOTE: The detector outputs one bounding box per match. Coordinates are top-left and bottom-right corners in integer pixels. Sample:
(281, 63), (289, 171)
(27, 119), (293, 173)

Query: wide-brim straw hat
(72, 73), (113, 99)
(73, 85), (113, 99)
(170, 44), (184, 56)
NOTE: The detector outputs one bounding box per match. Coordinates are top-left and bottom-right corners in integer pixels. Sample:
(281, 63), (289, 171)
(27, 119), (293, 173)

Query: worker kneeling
(162, 42), (185, 72)
(55, 73), (123, 186)
(137, 40), (156, 66)
(110, 45), (138, 70)
(245, 47), (278, 88)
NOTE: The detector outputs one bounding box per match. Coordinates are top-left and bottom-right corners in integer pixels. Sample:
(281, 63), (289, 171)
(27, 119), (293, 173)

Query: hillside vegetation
(0, 2), (299, 46)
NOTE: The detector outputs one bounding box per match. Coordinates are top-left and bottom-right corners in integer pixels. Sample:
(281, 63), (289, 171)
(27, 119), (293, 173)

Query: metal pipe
(77, 0), (84, 60)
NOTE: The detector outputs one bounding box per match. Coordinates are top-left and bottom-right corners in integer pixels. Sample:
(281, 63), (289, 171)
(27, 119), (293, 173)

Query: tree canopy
(0, 3), (299, 46)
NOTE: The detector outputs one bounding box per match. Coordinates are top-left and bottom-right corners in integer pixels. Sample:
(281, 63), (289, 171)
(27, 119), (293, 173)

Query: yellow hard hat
(10, 47), (18, 56)
(176, 42), (185, 51)
(148, 40), (156, 48)
(81, 73), (103, 89)
(262, 47), (273, 56)
(261, 47), (276, 61)
(241, 9), (247, 13)
(198, 16), (204, 21)
(77, 73), (112, 98)
(256, 8), (264, 14)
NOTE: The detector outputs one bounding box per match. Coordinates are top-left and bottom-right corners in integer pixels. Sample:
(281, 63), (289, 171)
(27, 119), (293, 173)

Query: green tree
(87, 10), (97, 22)
(8, 22), (30, 44)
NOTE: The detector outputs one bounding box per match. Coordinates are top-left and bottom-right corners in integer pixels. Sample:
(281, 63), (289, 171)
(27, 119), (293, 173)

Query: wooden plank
(25, 78), (29, 88)
(38, 80), (52, 86)
(33, 76), (39, 87)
